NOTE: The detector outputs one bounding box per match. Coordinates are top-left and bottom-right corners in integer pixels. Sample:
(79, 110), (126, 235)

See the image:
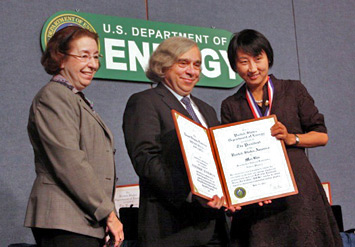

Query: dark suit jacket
(123, 83), (226, 247)
(25, 81), (116, 238)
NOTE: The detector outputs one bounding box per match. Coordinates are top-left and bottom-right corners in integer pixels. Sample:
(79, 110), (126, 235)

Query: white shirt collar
(162, 83), (208, 128)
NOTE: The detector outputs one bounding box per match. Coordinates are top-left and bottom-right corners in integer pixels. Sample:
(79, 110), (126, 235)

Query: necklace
(255, 99), (263, 104)
(246, 76), (274, 118)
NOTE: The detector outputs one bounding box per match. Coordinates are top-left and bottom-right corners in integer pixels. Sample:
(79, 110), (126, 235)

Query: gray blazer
(24, 81), (116, 239)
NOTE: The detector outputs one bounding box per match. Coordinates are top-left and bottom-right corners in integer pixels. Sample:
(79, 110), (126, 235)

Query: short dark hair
(228, 29), (274, 72)
(41, 26), (99, 75)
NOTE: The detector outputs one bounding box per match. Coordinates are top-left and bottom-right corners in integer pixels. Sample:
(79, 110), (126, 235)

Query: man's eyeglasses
(66, 53), (103, 63)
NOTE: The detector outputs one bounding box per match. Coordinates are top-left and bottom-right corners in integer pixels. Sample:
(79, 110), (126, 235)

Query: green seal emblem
(234, 187), (246, 199)
(42, 13), (97, 50)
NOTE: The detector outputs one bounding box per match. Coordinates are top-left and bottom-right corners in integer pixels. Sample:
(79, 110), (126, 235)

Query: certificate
(172, 110), (298, 206)
(114, 184), (139, 214)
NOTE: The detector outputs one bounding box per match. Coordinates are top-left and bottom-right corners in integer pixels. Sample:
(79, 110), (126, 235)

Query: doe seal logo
(234, 187), (246, 199)
(41, 13), (97, 50)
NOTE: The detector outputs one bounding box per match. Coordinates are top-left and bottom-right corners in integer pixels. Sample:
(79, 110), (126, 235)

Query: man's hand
(206, 195), (242, 213)
(194, 194), (225, 209)
(206, 195), (225, 209)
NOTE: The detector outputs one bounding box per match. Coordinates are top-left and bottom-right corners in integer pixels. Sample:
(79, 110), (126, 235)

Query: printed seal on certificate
(234, 187), (246, 199)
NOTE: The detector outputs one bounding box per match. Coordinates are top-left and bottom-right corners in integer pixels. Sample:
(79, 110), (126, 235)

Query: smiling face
(60, 36), (99, 91)
(235, 49), (270, 91)
(164, 46), (201, 96)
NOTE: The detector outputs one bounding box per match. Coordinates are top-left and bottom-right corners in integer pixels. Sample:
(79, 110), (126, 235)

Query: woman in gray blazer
(24, 26), (123, 247)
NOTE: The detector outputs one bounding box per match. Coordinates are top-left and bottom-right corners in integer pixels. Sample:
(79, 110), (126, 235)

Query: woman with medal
(221, 29), (342, 247)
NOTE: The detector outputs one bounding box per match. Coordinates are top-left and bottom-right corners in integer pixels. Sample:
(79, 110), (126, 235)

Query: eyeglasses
(66, 53), (103, 63)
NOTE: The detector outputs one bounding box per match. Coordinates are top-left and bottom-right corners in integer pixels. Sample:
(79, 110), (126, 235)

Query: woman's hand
(106, 211), (124, 247)
(270, 121), (328, 147)
(270, 121), (296, 146)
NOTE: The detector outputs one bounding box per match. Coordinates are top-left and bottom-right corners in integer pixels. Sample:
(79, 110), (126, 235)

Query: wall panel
(293, 0), (355, 231)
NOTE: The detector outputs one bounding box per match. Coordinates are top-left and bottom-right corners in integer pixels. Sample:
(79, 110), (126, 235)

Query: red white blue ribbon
(246, 76), (274, 119)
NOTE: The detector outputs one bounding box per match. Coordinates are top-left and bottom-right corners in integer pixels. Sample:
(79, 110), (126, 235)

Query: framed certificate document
(114, 184), (140, 213)
(172, 110), (298, 207)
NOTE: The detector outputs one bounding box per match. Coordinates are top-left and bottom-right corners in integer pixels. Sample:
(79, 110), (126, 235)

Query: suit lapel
(154, 83), (192, 118)
(77, 95), (114, 146)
